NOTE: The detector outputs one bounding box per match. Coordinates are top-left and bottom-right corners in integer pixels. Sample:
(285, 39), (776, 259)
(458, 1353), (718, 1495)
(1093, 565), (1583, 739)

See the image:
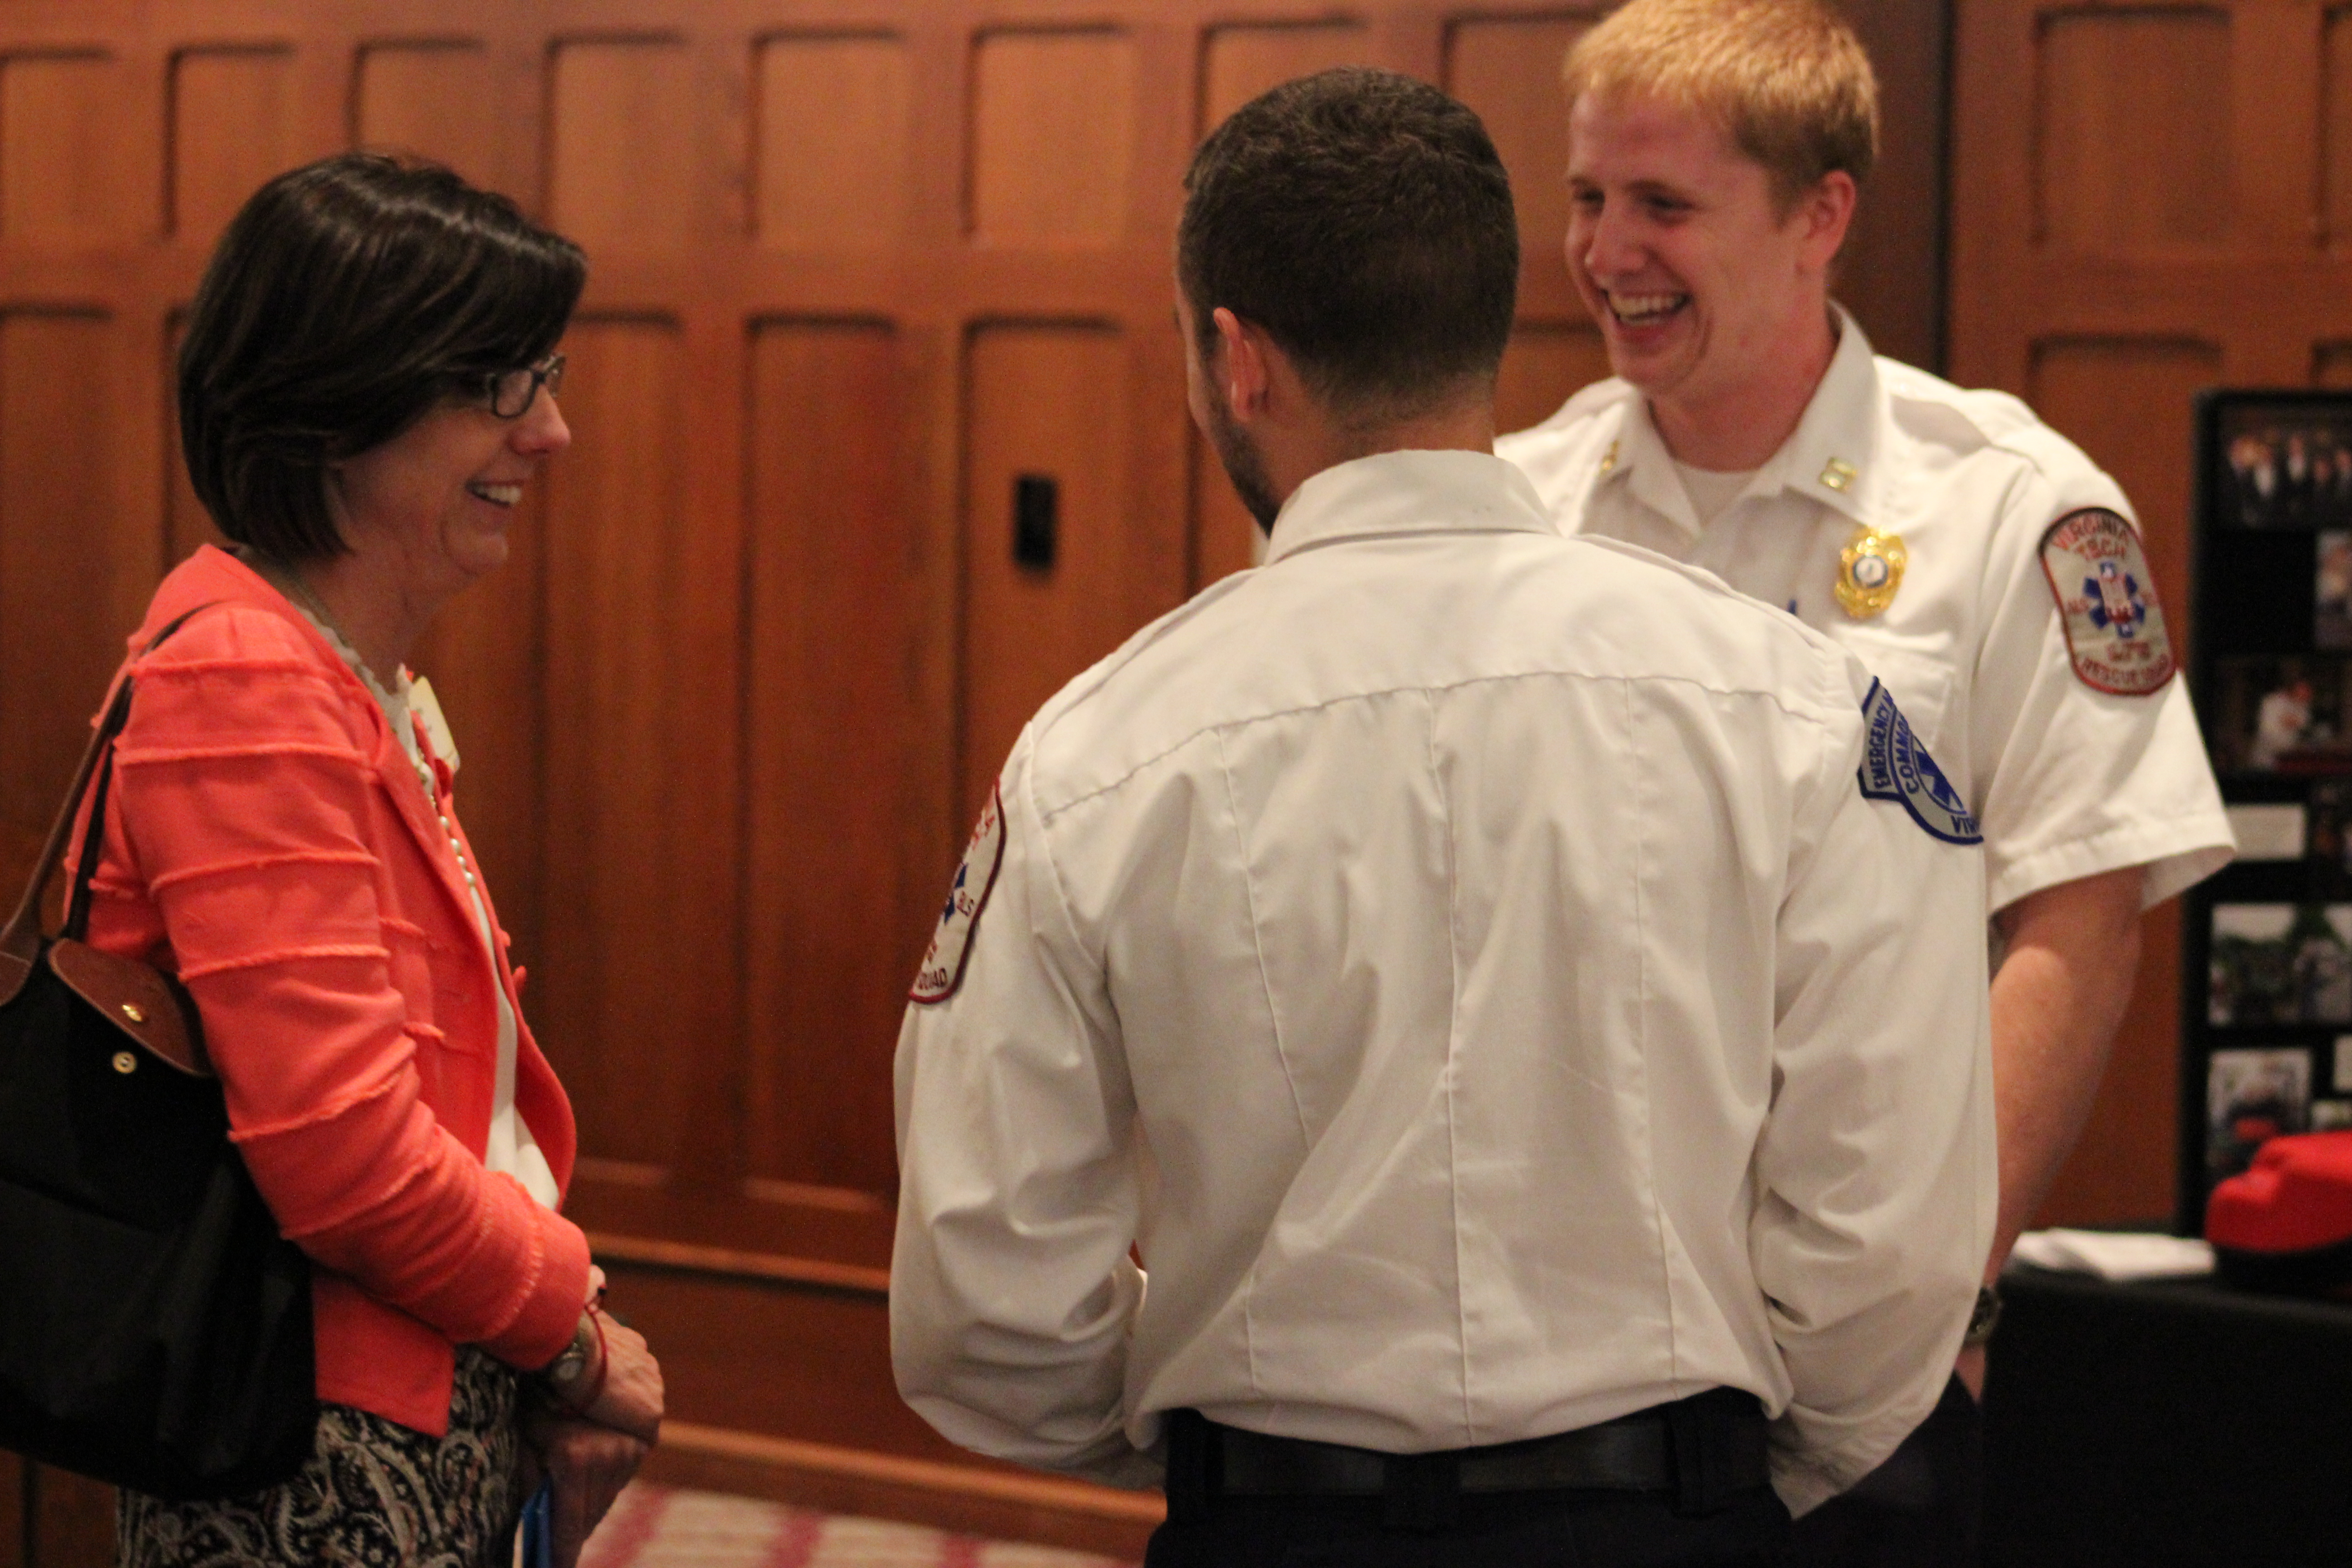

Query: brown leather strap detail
(46, 938), (211, 1076)
(0, 671), (133, 1002)
(0, 602), (220, 1008)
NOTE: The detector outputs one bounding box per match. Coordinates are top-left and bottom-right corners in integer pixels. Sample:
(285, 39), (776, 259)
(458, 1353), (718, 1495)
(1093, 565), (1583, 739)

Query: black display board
(2180, 390), (2352, 1234)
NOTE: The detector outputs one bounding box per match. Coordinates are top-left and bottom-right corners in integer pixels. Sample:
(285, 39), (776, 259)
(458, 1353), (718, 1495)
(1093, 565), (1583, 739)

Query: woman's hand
(520, 1404), (648, 1568)
(572, 1311), (663, 1444)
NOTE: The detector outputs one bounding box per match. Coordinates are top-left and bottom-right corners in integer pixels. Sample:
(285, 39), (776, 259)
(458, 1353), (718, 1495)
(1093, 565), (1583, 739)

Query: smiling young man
(1494, 2), (2234, 1561)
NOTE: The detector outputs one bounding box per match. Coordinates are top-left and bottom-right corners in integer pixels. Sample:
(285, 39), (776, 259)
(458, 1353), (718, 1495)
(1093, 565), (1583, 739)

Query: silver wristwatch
(1962, 1284), (2003, 1348)
(542, 1315), (595, 1392)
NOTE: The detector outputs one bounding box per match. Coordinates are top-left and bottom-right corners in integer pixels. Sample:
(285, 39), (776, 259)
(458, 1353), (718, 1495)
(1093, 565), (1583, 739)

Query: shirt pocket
(1838, 637), (1960, 765)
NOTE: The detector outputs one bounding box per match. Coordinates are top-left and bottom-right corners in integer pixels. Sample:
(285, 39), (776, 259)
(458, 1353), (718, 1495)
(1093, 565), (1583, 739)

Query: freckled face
(331, 383), (571, 590)
(1565, 92), (1820, 414)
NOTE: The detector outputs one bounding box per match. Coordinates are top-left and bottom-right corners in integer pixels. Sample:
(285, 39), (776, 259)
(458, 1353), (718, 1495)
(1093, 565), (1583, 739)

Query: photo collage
(2210, 403), (2352, 779)
(2221, 408), (2352, 532)
(2203, 896), (2352, 1180)
(2206, 1036), (2352, 1184)
(2190, 395), (2352, 1214)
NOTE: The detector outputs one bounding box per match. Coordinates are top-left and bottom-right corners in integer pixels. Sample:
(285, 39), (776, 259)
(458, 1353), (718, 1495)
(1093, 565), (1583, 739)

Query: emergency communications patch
(1859, 679), (1982, 845)
(2038, 508), (2176, 696)
(909, 785), (1007, 1004)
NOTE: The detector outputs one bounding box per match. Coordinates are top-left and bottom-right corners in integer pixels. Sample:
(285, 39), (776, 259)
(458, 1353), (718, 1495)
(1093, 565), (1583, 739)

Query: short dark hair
(179, 152), (587, 561)
(1178, 68), (1518, 423)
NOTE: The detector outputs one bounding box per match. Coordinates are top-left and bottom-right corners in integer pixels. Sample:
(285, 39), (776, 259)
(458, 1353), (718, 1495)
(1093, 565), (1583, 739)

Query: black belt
(1164, 1388), (1769, 1530)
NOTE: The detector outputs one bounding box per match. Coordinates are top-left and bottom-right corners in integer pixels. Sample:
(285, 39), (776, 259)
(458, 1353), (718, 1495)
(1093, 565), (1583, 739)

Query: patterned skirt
(117, 1348), (524, 1568)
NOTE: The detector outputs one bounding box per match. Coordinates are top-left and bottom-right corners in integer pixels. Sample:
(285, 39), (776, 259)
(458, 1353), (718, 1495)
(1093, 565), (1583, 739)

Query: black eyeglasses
(480, 353), (565, 418)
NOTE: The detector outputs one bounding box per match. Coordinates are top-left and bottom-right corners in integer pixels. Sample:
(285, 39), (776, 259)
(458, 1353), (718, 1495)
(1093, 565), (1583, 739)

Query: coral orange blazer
(74, 544), (590, 1436)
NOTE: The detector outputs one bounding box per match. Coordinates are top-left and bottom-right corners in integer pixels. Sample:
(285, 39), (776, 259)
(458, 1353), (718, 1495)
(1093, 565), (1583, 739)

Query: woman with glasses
(75, 152), (659, 1568)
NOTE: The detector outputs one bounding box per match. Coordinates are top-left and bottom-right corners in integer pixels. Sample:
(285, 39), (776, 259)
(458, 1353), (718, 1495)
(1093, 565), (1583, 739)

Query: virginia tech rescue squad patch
(2038, 508), (2176, 696)
(910, 784), (1007, 1004)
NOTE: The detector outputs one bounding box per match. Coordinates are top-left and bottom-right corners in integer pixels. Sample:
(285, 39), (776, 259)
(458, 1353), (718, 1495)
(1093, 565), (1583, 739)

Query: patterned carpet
(577, 1483), (1141, 1568)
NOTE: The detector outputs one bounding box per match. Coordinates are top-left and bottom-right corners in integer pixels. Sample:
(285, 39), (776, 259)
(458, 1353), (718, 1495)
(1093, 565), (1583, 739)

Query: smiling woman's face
(328, 379), (571, 592)
(1564, 91), (1825, 418)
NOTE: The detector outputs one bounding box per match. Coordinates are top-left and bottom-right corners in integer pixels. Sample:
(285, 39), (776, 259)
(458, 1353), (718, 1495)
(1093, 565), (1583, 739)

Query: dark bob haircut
(179, 152), (587, 561)
(1178, 68), (1519, 424)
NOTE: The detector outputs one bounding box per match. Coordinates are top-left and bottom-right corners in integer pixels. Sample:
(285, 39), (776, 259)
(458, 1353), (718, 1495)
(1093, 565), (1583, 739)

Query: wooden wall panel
(1444, 15), (1589, 322)
(1494, 322), (1610, 438)
(610, 1266), (1157, 1555)
(536, 317), (696, 1171)
(160, 314), (219, 568)
(2024, 338), (2220, 1223)
(968, 30), (1137, 245)
(170, 46), (299, 245)
(621, 1268), (948, 1456)
(0, 1450), (19, 1568)
(2229, 3), (2321, 255)
(0, 314), (120, 902)
(548, 39), (693, 249)
(755, 34), (910, 248)
(1837, 0), (1953, 369)
(0, 5), (1958, 1554)
(2027, 338), (2219, 646)
(23, 1470), (107, 1568)
(1958, 0), (2352, 1225)
(2328, 7), (2352, 250)
(2035, 9), (2231, 253)
(353, 40), (494, 186)
(2319, 341), (2352, 386)
(1, 54), (143, 243)
(961, 324), (1149, 819)
(1200, 21), (1374, 131)
(745, 320), (911, 1197)
(412, 490), (548, 978)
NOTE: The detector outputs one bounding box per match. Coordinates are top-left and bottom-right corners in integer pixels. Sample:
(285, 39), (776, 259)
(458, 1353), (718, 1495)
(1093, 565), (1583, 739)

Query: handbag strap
(0, 603), (220, 967)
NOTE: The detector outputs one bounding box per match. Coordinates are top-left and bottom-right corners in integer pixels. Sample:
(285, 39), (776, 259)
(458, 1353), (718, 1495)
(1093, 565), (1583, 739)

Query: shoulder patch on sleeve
(2038, 507), (2177, 695)
(909, 785), (1008, 1005)
(1858, 679), (1983, 844)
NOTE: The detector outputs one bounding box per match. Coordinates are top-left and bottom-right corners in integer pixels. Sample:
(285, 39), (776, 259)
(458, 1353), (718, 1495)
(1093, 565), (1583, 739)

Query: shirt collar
(1596, 302), (1885, 535)
(1262, 449), (1560, 566)
(1749, 303), (1882, 524)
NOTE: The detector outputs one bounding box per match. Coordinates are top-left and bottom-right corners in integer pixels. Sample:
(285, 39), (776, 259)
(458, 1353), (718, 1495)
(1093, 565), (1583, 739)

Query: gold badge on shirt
(1834, 527), (1906, 620)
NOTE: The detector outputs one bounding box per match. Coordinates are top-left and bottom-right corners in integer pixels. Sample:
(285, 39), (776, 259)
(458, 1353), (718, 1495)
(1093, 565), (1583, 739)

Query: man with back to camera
(1493, 1), (2234, 1559)
(890, 66), (1994, 1566)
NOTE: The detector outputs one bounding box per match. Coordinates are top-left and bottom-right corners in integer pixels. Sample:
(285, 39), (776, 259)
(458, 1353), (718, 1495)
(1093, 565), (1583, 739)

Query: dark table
(1984, 1264), (2352, 1567)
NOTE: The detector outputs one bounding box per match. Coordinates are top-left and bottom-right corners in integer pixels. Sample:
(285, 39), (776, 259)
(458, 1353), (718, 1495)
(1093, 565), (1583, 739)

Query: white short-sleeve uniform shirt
(1495, 309), (2232, 916)
(891, 450), (1995, 1517)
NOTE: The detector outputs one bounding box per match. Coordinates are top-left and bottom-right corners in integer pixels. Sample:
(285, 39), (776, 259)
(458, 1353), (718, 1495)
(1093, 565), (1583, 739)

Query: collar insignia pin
(1598, 440), (1619, 476)
(1835, 526), (1906, 620)
(1820, 457), (1858, 493)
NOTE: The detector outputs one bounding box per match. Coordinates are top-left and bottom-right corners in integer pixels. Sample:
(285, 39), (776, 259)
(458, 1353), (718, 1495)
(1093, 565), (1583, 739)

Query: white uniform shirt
(1496, 309), (2232, 915)
(890, 450), (1995, 1517)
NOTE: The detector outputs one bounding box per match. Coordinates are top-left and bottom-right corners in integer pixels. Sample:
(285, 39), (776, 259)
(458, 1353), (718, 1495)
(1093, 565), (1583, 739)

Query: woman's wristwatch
(541, 1313), (599, 1403)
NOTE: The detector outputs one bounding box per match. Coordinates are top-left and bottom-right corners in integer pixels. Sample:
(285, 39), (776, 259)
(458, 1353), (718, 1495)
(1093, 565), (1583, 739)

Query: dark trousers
(1146, 1395), (1789, 1568)
(1782, 1374), (1982, 1568)
(1144, 1485), (1789, 1567)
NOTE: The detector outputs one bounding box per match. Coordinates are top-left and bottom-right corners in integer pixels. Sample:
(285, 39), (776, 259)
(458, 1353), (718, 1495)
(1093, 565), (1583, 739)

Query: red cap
(2207, 1131), (2352, 1254)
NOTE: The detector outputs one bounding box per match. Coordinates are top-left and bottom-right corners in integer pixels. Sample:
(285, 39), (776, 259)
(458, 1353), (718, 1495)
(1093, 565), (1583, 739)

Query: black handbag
(0, 606), (318, 1499)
